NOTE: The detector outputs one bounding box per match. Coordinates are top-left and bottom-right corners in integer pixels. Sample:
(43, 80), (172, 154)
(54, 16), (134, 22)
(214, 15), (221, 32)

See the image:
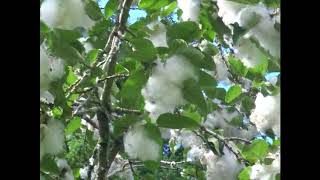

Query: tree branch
(225, 137), (251, 144)
(96, 0), (133, 179)
(112, 107), (143, 115)
(200, 126), (250, 166)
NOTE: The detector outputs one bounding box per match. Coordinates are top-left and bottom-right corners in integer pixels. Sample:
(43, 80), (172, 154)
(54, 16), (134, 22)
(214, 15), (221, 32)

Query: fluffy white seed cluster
(40, 0), (95, 30)
(40, 119), (65, 161)
(204, 109), (258, 140)
(57, 159), (74, 180)
(177, 0), (201, 22)
(201, 147), (244, 180)
(234, 37), (267, 68)
(250, 93), (280, 137)
(239, 6), (280, 58)
(174, 129), (203, 148)
(187, 146), (207, 162)
(171, 130), (244, 179)
(123, 123), (161, 161)
(40, 45), (65, 103)
(250, 150), (280, 179)
(147, 22), (168, 47)
(107, 154), (134, 180)
(141, 55), (197, 122)
(217, 0), (248, 25)
(217, 0), (280, 63)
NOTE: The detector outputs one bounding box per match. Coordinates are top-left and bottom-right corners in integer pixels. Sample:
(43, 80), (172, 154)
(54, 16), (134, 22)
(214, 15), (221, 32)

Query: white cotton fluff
(250, 150), (280, 180)
(204, 109), (258, 140)
(40, 0), (95, 30)
(40, 45), (65, 93)
(177, 0), (201, 22)
(160, 128), (173, 140)
(213, 54), (230, 81)
(202, 147), (243, 180)
(57, 159), (74, 180)
(173, 129), (203, 148)
(217, 1), (280, 59)
(79, 166), (89, 180)
(107, 154), (134, 180)
(250, 93), (280, 137)
(147, 22), (168, 47)
(239, 6), (280, 58)
(40, 119), (65, 160)
(142, 55), (197, 122)
(217, 0), (248, 25)
(124, 123), (161, 161)
(234, 37), (267, 68)
(79, 37), (94, 53)
(187, 146), (206, 162)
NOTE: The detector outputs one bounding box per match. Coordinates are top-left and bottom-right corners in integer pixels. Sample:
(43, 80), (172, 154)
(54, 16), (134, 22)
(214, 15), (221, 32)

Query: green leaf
(49, 81), (66, 106)
(229, 116), (243, 127)
(84, 0), (103, 21)
(40, 20), (50, 33)
(199, 70), (217, 88)
(119, 69), (147, 99)
(65, 117), (81, 135)
(240, 96), (255, 115)
(242, 140), (269, 163)
(112, 115), (140, 138)
(182, 79), (207, 114)
(139, 0), (155, 9)
(40, 155), (60, 174)
(47, 31), (83, 66)
(66, 66), (78, 85)
(52, 28), (82, 43)
(157, 113), (200, 129)
(161, 1), (177, 17)
(181, 108), (202, 123)
(228, 56), (248, 77)
(131, 38), (157, 63)
(104, 0), (118, 18)
(140, 0), (169, 10)
(144, 123), (163, 146)
(175, 46), (211, 70)
(200, 6), (216, 42)
(238, 166), (251, 180)
(52, 107), (63, 119)
(86, 49), (99, 65)
(167, 21), (201, 43)
(203, 87), (225, 101)
(225, 85), (242, 103)
(263, 0), (280, 8)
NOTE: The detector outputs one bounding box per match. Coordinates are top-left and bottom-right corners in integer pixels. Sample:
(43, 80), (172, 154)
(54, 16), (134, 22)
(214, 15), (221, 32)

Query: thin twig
(200, 126), (250, 166)
(112, 107), (143, 114)
(97, 73), (129, 83)
(225, 137), (251, 144)
(82, 115), (99, 130)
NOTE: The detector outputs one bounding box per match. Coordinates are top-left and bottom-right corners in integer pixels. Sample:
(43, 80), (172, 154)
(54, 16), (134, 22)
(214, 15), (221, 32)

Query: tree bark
(96, 0), (133, 179)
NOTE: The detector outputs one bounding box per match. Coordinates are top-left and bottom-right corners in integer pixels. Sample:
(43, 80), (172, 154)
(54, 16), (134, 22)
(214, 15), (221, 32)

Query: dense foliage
(40, 0), (280, 179)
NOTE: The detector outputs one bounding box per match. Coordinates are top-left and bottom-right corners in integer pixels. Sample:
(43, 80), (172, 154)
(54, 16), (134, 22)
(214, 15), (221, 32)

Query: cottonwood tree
(40, 0), (280, 179)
